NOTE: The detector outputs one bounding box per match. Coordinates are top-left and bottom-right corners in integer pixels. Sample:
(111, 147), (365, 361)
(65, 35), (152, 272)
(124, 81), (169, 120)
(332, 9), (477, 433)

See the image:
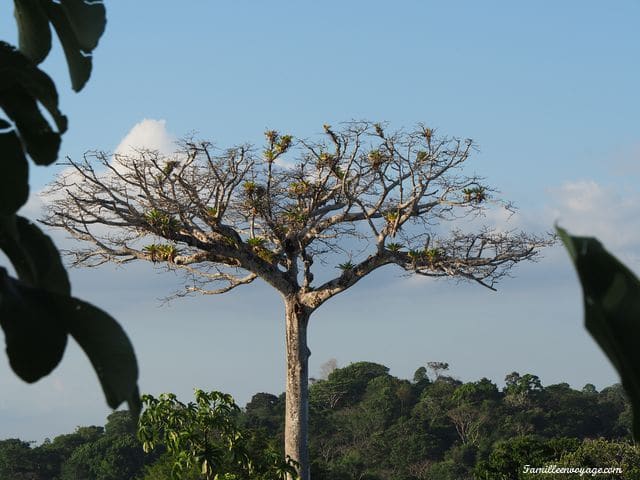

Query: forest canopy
(1, 361), (636, 480)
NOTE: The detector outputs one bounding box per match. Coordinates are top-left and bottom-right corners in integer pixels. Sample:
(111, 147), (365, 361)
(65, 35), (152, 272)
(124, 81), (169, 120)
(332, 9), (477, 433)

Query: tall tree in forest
(42, 121), (551, 479)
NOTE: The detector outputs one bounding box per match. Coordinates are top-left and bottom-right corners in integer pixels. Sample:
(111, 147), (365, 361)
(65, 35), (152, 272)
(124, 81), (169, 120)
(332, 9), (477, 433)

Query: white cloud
(114, 119), (175, 157)
(547, 179), (640, 266)
(107, 118), (180, 182)
(38, 119), (176, 204)
(47, 118), (175, 191)
(29, 119), (178, 247)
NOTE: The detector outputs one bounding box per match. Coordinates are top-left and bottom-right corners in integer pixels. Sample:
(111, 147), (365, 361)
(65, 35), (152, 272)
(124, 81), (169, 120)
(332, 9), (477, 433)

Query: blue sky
(2, 1), (640, 442)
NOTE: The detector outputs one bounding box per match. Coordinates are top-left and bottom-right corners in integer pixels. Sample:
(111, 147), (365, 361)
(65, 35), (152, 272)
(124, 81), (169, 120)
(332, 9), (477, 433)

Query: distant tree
(48, 425), (104, 451)
(0, 425), (113, 480)
(382, 418), (435, 478)
(310, 361), (391, 410)
(412, 367), (432, 400)
(59, 412), (146, 480)
(0, 439), (38, 479)
(0, 414), (151, 480)
(438, 379), (499, 448)
(504, 373), (543, 408)
(412, 378), (462, 455)
(59, 434), (145, 480)
(43, 123), (551, 478)
(395, 381), (415, 416)
(447, 404), (489, 447)
(413, 366), (428, 383)
(39, 424), (105, 474)
(537, 383), (605, 439)
(359, 376), (405, 429)
(452, 378), (500, 405)
(427, 362), (450, 380)
(537, 438), (640, 480)
(244, 392), (284, 434)
(104, 410), (138, 437)
(598, 384), (633, 438)
(428, 443), (478, 480)
(474, 436), (580, 480)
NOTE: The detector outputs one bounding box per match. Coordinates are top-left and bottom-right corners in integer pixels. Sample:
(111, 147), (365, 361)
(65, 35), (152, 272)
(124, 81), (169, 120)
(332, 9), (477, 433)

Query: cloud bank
(548, 180), (640, 267)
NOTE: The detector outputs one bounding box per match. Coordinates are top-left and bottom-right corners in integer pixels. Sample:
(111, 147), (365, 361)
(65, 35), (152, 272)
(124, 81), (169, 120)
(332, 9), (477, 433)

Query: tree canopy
(43, 122), (549, 297)
(42, 121), (552, 479)
(0, 361), (635, 480)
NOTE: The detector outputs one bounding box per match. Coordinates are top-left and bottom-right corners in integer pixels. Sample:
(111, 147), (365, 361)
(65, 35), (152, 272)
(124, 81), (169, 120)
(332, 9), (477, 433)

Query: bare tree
(427, 361), (450, 380)
(42, 121), (552, 480)
(447, 404), (489, 446)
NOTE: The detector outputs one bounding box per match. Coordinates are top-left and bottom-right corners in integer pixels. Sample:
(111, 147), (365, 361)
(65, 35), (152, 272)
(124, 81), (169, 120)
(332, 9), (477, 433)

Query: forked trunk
(284, 296), (311, 480)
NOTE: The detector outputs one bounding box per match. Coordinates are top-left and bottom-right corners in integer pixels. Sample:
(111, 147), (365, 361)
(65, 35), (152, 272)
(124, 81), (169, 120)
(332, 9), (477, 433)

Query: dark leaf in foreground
(0, 215), (70, 295)
(43, 0), (106, 92)
(557, 226), (640, 440)
(0, 268), (67, 382)
(0, 41), (67, 165)
(14, 0), (52, 64)
(0, 131), (29, 215)
(0, 269), (140, 414)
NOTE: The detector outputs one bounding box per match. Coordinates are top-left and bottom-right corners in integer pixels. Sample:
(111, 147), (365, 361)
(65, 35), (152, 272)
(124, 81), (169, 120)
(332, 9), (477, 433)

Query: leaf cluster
(1, 1), (139, 415)
(144, 244), (180, 263)
(138, 390), (298, 479)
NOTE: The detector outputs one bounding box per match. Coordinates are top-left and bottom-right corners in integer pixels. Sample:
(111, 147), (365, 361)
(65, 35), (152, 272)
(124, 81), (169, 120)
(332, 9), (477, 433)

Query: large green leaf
(0, 268), (140, 413)
(0, 130), (29, 216)
(44, 0), (105, 92)
(1, 89), (60, 165)
(557, 226), (640, 440)
(0, 43), (67, 133)
(13, 0), (106, 92)
(14, 0), (52, 64)
(59, 0), (107, 52)
(0, 268), (68, 382)
(0, 215), (70, 295)
(44, 3), (91, 93)
(0, 42), (67, 165)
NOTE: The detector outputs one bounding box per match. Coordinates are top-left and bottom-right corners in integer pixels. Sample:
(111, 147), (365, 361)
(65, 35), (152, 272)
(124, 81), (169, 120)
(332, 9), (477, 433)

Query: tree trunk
(284, 296), (311, 480)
